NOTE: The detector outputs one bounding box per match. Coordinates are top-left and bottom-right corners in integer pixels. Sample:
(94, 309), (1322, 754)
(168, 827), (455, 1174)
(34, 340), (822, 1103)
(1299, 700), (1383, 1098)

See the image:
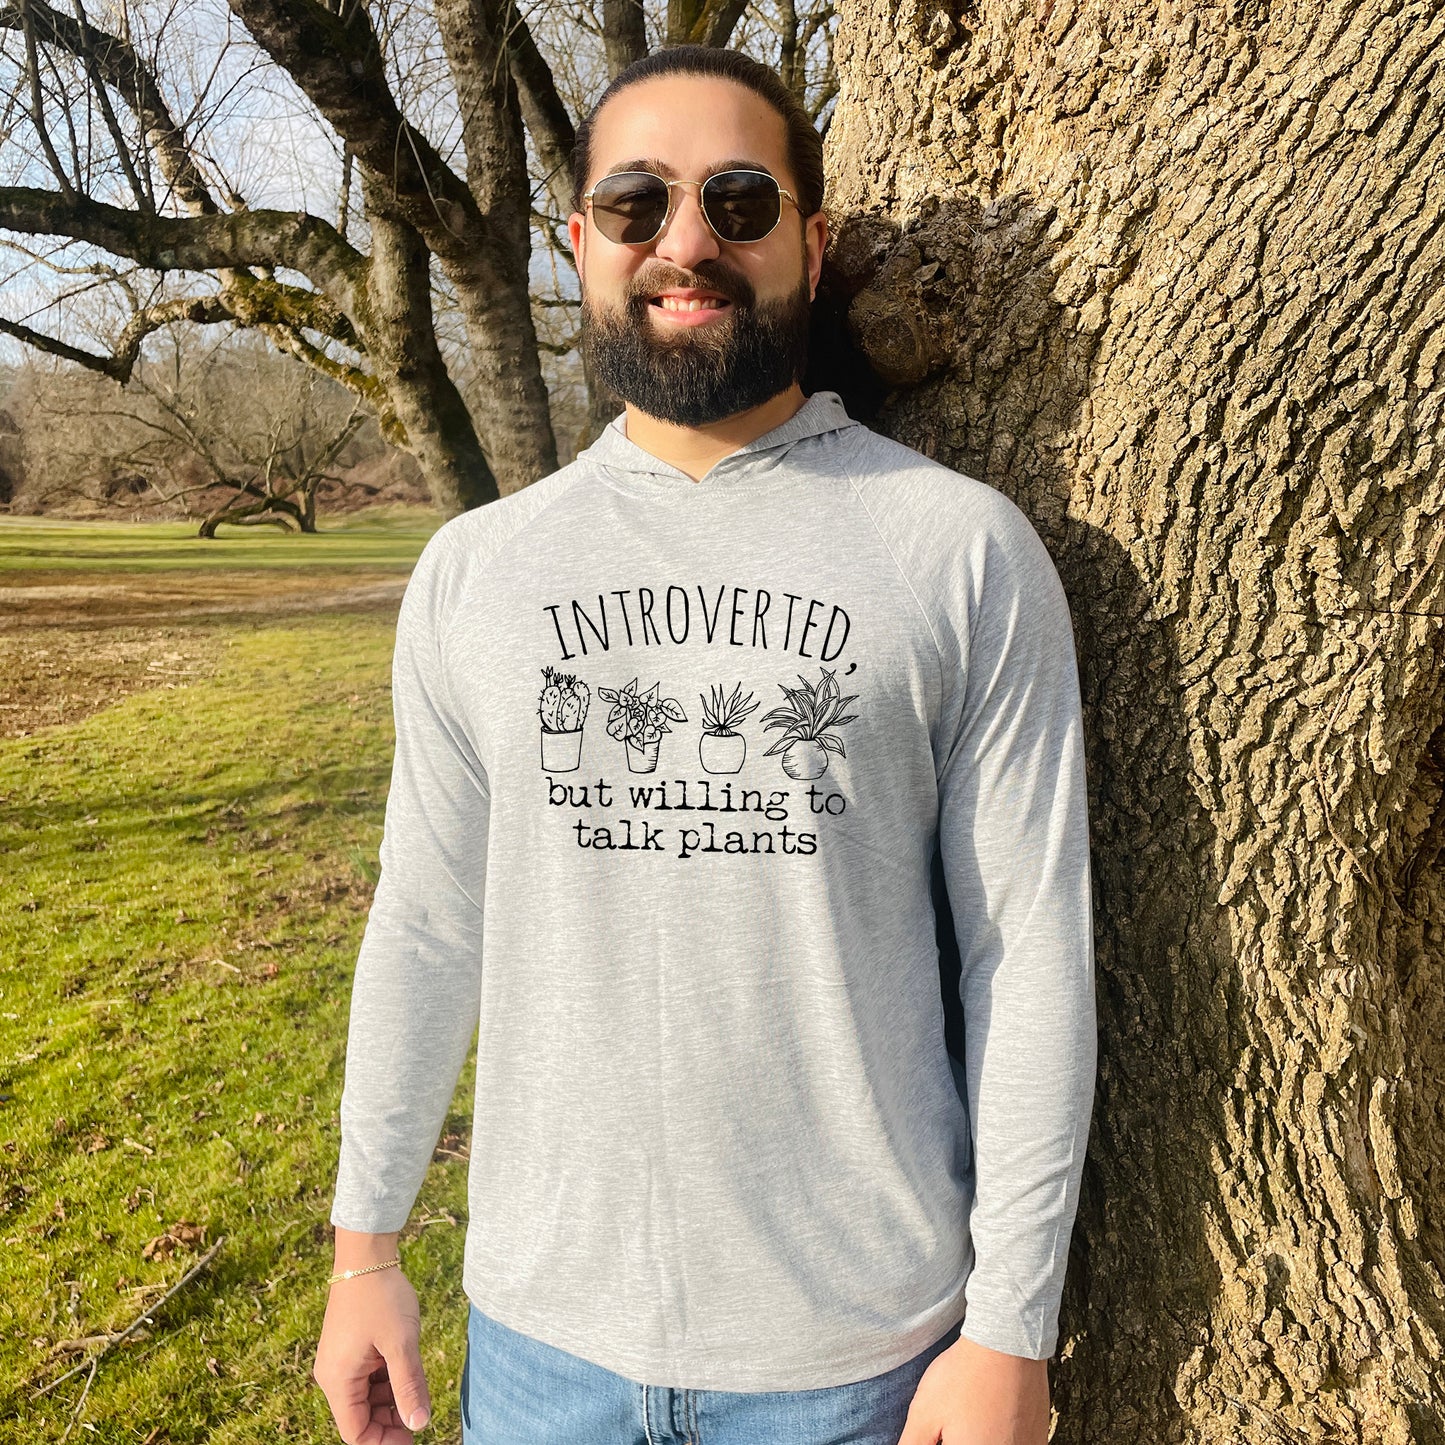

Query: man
(315, 43), (1096, 1445)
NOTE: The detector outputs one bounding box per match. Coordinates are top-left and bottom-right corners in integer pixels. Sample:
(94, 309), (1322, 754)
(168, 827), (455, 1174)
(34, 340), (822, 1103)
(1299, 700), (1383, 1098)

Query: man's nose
(651, 181), (721, 269)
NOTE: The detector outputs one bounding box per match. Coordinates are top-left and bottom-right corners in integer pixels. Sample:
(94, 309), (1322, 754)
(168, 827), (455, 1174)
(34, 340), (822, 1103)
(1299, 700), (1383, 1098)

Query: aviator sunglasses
(583, 168), (802, 246)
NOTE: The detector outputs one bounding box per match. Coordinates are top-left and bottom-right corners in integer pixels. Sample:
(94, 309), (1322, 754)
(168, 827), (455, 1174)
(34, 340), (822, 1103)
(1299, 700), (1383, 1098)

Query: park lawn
(0, 606), (475, 1441)
(0, 508), (440, 573)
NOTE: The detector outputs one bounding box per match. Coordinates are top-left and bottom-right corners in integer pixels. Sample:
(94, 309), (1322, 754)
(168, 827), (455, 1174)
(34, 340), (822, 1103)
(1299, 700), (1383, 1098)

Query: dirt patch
(0, 569), (408, 632)
(0, 627), (222, 738)
(0, 567), (407, 737)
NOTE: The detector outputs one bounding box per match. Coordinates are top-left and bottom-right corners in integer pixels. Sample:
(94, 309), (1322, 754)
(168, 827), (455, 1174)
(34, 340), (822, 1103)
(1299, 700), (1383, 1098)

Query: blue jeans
(459, 1301), (962, 1445)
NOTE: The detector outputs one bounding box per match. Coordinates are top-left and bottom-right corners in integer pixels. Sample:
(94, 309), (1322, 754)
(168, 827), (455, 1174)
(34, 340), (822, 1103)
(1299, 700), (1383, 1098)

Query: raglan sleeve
(936, 499), (1097, 1361)
(329, 525), (491, 1233)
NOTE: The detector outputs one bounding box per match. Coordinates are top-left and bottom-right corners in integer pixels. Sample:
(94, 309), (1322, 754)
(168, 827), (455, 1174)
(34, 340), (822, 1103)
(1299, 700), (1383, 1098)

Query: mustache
(626, 264), (755, 309)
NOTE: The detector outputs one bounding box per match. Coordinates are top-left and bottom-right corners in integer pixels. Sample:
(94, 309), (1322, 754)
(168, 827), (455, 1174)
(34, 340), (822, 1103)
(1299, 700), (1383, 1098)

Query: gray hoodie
(330, 389), (1097, 1390)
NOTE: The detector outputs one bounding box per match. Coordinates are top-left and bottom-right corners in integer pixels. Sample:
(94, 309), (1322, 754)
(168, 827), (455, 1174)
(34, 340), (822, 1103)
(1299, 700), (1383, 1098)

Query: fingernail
(409, 1408), (429, 1430)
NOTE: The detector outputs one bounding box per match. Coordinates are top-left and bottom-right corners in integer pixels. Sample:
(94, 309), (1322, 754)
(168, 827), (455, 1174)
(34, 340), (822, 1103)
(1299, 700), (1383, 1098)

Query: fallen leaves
(141, 1220), (207, 1260)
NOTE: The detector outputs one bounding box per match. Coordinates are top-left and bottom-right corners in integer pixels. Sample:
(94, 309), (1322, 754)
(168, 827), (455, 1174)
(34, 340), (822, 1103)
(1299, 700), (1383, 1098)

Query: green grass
(0, 565), (475, 1440)
(0, 507), (442, 573)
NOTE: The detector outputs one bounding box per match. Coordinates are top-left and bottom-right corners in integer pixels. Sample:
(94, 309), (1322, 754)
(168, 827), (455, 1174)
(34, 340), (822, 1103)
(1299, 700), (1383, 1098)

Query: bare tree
(11, 330), (380, 532)
(0, 0), (837, 515)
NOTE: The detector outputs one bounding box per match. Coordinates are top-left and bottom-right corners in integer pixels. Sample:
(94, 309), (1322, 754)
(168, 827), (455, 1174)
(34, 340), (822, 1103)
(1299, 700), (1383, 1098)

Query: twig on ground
(31, 1234), (227, 1419)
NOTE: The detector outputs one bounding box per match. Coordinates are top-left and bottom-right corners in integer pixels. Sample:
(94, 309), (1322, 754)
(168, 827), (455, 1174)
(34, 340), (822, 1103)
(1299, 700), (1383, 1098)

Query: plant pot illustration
(598, 677), (686, 772)
(541, 728), (583, 771)
(537, 666), (589, 773)
(760, 666), (859, 779)
(626, 735), (662, 772)
(698, 682), (759, 774)
(699, 731), (746, 773)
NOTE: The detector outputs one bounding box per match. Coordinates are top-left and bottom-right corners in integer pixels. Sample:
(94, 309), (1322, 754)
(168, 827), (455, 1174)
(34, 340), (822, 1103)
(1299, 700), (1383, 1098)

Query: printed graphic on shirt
(758, 666), (858, 780)
(697, 681), (760, 773)
(534, 581), (863, 860)
(536, 666), (591, 773)
(595, 676), (689, 771)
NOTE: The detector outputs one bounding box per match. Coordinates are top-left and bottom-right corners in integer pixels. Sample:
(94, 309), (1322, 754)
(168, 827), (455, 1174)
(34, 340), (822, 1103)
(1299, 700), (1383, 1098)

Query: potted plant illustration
(537, 666), (590, 772)
(759, 665), (859, 780)
(596, 677), (686, 773)
(698, 682), (760, 774)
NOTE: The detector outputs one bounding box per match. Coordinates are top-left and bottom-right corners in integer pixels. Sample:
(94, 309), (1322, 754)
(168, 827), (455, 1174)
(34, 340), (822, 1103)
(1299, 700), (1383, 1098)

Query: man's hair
(570, 46), (825, 219)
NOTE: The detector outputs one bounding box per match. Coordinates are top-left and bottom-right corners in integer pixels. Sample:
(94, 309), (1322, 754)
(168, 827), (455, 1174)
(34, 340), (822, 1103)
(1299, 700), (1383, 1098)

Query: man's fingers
(380, 1341), (432, 1433)
(320, 1356), (425, 1443)
(362, 1417), (419, 1445)
(322, 1357), (383, 1443)
(895, 1404), (942, 1445)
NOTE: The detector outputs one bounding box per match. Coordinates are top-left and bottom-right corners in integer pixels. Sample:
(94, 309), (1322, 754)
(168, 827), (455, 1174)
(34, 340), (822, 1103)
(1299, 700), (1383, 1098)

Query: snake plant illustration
(596, 676), (687, 774)
(760, 666), (859, 780)
(538, 666), (590, 772)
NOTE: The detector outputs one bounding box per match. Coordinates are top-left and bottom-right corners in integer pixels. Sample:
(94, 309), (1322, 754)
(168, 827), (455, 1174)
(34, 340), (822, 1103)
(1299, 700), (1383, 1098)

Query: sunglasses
(583, 168), (802, 246)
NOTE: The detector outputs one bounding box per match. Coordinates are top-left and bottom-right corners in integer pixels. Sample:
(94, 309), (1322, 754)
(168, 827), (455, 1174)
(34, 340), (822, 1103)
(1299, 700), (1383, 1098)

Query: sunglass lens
(703, 171), (782, 242)
(590, 173), (669, 244)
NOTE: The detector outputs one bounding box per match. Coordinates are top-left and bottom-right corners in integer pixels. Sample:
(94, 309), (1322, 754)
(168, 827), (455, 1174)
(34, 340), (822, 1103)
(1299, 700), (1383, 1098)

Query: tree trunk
(359, 174), (500, 515)
(826, 2), (1445, 1441)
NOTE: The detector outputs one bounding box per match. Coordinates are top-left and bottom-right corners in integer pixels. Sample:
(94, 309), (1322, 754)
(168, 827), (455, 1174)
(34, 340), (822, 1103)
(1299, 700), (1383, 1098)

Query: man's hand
(896, 1334), (1050, 1445)
(314, 1255), (432, 1444)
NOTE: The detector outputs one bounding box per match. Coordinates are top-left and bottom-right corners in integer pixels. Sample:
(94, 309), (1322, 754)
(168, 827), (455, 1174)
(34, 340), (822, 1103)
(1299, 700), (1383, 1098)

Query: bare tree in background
(0, 0), (837, 518)
(10, 332), (378, 532)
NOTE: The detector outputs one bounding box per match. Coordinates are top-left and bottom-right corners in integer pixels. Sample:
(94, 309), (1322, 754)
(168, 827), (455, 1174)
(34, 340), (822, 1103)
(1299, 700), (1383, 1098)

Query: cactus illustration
(538, 667), (590, 772)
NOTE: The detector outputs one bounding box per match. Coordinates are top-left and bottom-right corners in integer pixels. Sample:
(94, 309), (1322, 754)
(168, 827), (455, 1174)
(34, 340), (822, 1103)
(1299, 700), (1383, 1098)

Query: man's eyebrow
(601, 157), (778, 180)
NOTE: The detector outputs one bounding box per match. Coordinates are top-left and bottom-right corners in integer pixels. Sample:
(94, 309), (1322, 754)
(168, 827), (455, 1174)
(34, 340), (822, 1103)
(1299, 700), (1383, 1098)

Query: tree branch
(664, 0), (748, 49)
(0, 186), (368, 312)
(259, 324), (384, 409)
(432, 0), (528, 250)
(0, 313), (136, 379)
(16, 0), (75, 194)
(603, 0), (645, 77)
(225, 0), (496, 273)
(0, 0), (217, 213)
(65, 0), (153, 212)
(502, 0), (576, 217)
(699, 0), (749, 49)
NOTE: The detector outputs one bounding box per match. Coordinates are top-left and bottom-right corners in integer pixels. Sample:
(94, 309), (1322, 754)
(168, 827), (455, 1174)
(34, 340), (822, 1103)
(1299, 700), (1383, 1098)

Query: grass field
(0, 510), (480, 1443)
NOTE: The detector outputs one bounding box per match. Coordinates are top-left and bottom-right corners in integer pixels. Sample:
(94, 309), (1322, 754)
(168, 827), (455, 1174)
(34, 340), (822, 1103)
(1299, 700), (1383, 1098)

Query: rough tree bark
(826, 1), (1445, 1441)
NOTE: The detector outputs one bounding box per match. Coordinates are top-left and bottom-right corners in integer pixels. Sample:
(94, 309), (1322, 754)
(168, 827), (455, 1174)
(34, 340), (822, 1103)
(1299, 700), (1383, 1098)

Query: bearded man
(314, 43), (1096, 1445)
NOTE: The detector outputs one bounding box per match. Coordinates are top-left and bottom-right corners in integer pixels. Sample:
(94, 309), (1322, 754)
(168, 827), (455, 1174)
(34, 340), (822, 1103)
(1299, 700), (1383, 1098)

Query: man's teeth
(657, 297), (726, 311)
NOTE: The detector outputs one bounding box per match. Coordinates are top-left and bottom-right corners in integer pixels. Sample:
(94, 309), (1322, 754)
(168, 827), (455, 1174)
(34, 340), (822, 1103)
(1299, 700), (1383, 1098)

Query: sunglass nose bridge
(659, 180), (717, 247)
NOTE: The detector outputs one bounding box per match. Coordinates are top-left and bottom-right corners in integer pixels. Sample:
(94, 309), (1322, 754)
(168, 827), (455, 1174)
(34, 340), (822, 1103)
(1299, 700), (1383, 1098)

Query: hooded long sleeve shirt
(329, 389), (1097, 1391)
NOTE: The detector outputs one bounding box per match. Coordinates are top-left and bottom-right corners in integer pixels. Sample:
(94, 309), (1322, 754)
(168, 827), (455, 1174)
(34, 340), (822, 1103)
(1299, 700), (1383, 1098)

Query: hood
(577, 390), (862, 492)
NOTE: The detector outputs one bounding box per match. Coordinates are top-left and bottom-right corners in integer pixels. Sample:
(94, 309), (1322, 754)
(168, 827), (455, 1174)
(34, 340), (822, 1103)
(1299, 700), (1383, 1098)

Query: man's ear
(568, 211), (587, 286)
(806, 211), (829, 300)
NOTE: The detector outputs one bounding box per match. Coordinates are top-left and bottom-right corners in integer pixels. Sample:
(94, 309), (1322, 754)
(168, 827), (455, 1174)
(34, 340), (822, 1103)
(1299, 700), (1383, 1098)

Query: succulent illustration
(538, 666), (590, 732)
(699, 681), (761, 737)
(697, 681), (760, 774)
(759, 665), (859, 780)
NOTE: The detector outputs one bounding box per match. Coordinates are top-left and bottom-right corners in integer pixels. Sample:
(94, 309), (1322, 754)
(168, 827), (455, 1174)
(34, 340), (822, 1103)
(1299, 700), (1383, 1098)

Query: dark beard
(580, 265), (812, 428)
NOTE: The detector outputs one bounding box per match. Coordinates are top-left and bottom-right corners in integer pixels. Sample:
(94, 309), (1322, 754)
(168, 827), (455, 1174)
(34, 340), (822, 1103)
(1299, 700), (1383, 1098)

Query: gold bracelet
(328, 1257), (401, 1285)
